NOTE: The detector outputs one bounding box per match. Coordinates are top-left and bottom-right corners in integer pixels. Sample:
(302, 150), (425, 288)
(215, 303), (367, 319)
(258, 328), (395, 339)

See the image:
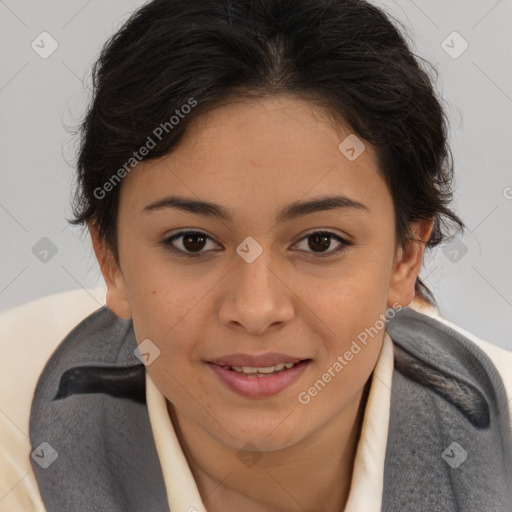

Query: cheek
(341, 243), (395, 307)
(299, 259), (391, 331)
(309, 264), (391, 376)
(301, 286), (387, 417)
(122, 252), (206, 336)
(125, 281), (205, 392)
(130, 301), (206, 410)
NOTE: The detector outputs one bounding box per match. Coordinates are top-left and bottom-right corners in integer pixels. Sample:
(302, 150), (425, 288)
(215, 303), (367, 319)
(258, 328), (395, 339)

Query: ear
(89, 223), (132, 319)
(387, 219), (434, 309)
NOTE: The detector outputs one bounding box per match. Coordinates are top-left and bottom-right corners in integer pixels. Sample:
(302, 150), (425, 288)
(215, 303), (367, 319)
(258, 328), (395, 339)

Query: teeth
(229, 362), (298, 375)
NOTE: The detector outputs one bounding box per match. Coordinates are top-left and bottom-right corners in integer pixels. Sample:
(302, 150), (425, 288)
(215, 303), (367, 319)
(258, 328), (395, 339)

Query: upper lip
(209, 352), (309, 368)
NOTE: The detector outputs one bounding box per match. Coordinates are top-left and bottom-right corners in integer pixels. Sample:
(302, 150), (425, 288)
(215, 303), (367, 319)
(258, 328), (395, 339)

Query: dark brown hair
(69, 0), (465, 307)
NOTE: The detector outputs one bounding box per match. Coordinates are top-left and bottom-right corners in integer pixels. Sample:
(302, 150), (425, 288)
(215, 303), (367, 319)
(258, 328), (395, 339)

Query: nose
(218, 250), (295, 335)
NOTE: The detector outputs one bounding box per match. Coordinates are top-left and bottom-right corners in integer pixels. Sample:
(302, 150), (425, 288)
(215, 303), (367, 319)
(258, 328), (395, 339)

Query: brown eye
(162, 230), (351, 259)
(182, 232), (207, 252)
(162, 231), (219, 257)
(307, 232), (332, 252)
(295, 231), (351, 258)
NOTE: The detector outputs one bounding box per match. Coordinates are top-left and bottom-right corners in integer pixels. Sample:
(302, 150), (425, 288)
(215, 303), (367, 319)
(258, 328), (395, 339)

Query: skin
(91, 95), (433, 512)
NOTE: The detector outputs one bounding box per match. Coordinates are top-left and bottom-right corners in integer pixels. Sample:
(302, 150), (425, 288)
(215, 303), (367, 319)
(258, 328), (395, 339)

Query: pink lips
(207, 355), (311, 398)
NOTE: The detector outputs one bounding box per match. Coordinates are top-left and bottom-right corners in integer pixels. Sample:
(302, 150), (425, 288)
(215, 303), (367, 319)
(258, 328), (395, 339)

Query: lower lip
(207, 360), (311, 398)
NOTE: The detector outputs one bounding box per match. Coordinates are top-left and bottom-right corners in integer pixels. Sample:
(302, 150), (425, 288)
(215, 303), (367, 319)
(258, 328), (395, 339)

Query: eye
(161, 230), (220, 258)
(294, 231), (352, 258)
(161, 230), (352, 259)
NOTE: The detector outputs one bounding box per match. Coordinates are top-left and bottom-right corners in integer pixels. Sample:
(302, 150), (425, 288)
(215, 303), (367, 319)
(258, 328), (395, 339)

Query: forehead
(119, 95), (391, 220)
(170, 95), (375, 169)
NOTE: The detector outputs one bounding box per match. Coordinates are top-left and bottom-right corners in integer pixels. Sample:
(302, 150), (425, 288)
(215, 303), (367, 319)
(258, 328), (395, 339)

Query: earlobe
(387, 220), (434, 309)
(104, 288), (132, 320)
(89, 223), (132, 319)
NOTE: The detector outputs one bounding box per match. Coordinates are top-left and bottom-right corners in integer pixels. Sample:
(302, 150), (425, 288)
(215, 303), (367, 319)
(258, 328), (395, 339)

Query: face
(92, 95), (430, 452)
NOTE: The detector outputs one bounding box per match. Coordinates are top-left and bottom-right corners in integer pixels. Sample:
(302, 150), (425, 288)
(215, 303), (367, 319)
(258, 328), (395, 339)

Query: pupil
(183, 233), (206, 252)
(309, 233), (330, 252)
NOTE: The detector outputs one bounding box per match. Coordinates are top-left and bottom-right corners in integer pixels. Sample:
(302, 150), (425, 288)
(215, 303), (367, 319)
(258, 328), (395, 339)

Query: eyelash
(161, 230), (352, 259)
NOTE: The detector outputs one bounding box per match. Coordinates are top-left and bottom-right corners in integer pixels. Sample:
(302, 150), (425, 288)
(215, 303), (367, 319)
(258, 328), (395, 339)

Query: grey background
(1, 0), (511, 349)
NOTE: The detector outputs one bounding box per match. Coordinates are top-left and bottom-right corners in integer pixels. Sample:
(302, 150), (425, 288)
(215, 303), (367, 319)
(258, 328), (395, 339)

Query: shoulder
(430, 313), (512, 401)
(408, 298), (512, 426)
(0, 286), (107, 511)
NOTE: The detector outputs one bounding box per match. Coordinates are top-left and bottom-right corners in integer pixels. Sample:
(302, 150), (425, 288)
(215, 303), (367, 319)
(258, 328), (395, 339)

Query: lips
(207, 353), (312, 398)
(208, 360), (310, 398)
(209, 352), (306, 368)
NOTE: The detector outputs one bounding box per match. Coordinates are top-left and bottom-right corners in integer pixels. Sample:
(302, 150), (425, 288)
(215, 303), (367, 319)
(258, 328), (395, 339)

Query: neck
(167, 377), (372, 512)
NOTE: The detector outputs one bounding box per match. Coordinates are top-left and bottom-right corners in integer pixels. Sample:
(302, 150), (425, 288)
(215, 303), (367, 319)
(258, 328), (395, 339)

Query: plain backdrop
(1, 0), (511, 349)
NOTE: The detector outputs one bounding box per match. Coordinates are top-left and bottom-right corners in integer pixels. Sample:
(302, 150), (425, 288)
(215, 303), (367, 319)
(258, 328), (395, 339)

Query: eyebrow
(142, 194), (371, 223)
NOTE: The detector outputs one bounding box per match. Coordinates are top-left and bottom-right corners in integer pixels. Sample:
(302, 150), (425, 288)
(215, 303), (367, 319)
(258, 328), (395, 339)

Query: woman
(14, 0), (512, 510)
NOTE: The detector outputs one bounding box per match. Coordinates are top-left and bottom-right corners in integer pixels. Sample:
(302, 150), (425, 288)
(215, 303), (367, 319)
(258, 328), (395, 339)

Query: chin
(221, 415), (306, 452)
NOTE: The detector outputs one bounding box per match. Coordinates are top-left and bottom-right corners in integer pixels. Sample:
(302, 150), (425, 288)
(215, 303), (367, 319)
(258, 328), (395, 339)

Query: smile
(225, 362), (298, 375)
(207, 359), (311, 398)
